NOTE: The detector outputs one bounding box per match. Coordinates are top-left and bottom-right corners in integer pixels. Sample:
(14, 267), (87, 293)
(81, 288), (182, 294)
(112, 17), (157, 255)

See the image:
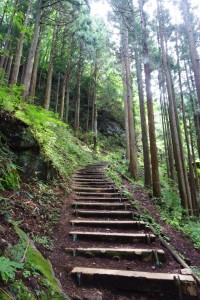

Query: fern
(0, 257), (23, 282)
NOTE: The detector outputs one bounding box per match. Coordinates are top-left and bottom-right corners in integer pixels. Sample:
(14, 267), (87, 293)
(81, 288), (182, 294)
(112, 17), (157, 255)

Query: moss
(14, 226), (68, 300)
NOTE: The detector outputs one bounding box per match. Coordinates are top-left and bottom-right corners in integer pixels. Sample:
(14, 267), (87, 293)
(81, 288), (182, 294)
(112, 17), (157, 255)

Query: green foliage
(0, 141), (20, 191)
(15, 104), (95, 178)
(0, 257), (23, 282)
(159, 186), (182, 227)
(0, 84), (24, 111)
(182, 220), (200, 249)
(32, 235), (53, 250)
(0, 84), (96, 180)
(191, 266), (200, 277)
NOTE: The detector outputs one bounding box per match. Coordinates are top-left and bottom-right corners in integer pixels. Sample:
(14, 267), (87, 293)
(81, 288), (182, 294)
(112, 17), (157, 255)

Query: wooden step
(73, 187), (116, 192)
(73, 182), (113, 186)
(71, 267), (197, 296)
(74, 197), (128, 202)
(73, 179), (110, 182)
(75, 192), (120, 197)
(73, 176), (105, 179)
(71, 220), (145, 229)
(72, 202), (131, 210)
(65, 247), (165, 262)
(75, 172), (104, 176)
(69, 231), (156, 243)
(73, 210), (138, 218)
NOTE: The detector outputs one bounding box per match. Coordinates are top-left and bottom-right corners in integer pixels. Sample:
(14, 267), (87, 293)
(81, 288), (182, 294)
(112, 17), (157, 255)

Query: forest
(0, 0), (200, 299)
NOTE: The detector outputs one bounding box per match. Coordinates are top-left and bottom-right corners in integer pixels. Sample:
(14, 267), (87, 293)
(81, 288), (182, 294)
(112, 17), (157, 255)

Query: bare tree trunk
(65, 82), (70, 123)
(44, 26), (58, 110)
(184, 60), (200, 159)
(30, 37), (41, 99)
(5, 56), (13, 80)
(176, 33), (197, 213)
(135, 44), (151, 187)
(189, 117), (200, 190)
(10, 0), (32, 84)
(60, 74), (68, 119)
(22, 0), (43, 100)
(120, 24), (138, 180)
(139, 0), (160, 196)
(55, 73), (60, 114)
(93, 103), (97, 152)
(159, 83), (170, 179)
(20, 61), (26, 84)
(121, 40), (130, 161)
(181, 0), (200, 107)
(127, 0), (151, 184)
(74, 43), (82, 131)
(157, 0), (193, 214)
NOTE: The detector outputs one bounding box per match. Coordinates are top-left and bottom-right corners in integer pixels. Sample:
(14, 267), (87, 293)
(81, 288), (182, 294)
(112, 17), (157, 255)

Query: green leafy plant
(182, 221), (200, 249)
(32, 235), (53, 250)
(0, 257), (23, 282)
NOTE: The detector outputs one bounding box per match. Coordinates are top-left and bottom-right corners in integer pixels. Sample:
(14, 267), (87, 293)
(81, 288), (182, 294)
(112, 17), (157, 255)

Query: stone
(181, 268), (192, 275)
(0, 112), (55, 181)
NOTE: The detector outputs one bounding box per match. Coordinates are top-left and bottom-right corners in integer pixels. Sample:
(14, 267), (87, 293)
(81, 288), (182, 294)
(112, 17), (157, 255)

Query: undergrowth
(104, 146), (200, 250)
(0, 84), (96, 182)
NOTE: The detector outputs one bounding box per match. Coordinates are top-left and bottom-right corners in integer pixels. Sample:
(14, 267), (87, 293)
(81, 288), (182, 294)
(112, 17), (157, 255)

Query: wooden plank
(70, 220), (145, 228)
(73, 179), (109, 182)
(72, 202), (131, 210)
(74, 197), (128, 202)
(75, 192), (120, 196)
(71, 267), (197, 296)
(73, 187), (116, 192)
(69, 231), (156, 243)
(65, 247), (165, 262)
(73, 182), (113, 186)
(73, 210), (137, 219)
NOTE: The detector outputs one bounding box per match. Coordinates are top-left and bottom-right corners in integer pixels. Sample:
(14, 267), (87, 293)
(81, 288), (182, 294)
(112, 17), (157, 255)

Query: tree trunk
(65, 83), (70, 123)
(127, 0), (151, 184)
(184, 60), (200, 159)
(157, 0), (193, 214)
(74, 43), (82, 131)
(176, 33), (197, 213)
(55, 73), (61, 114)
(181, 0), (200, 107)
(189, 117), (200, 190)
(139, 0), (160, 196)
(30, 37), (41, 99)
(120, 24), (138, 180)
(60, 73), (69, 119)
(5, 56), (13, 80)
(135, 44), (151, 187)
(44, 26), (58, 110)
(22, 0), (43, 100)
(10, 0), (32, 84)
(121, 39), (130, 161)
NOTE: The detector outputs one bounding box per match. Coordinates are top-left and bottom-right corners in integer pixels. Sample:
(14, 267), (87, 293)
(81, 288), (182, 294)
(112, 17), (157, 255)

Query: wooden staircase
(67, 163), (198, 299)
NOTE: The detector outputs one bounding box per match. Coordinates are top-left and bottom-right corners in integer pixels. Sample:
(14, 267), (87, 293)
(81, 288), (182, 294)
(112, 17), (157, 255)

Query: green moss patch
(14, 226), (68, 299)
